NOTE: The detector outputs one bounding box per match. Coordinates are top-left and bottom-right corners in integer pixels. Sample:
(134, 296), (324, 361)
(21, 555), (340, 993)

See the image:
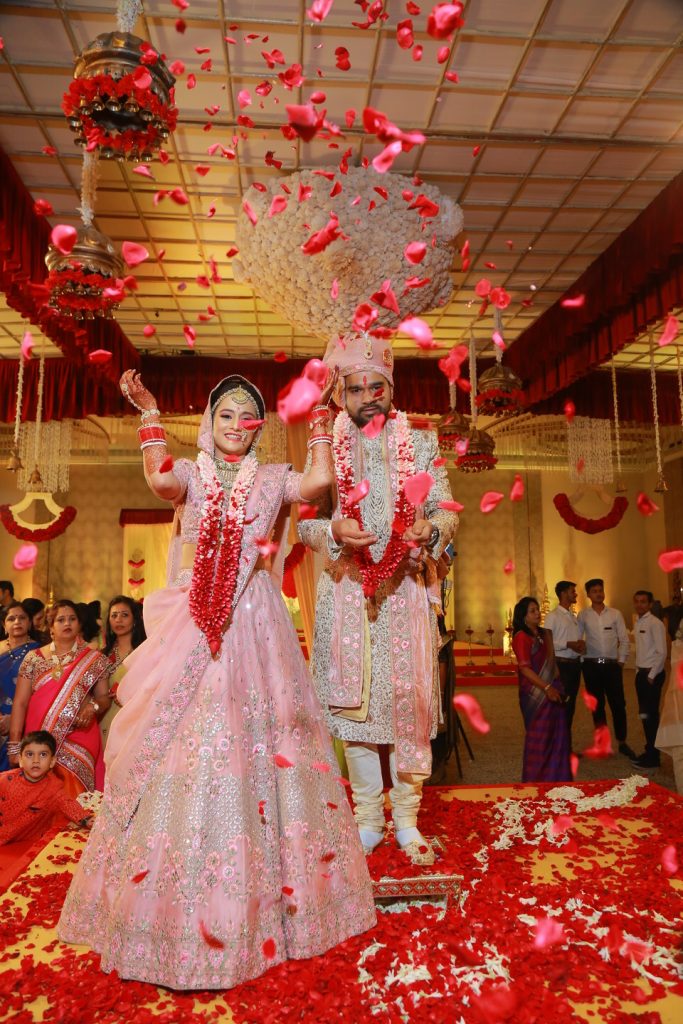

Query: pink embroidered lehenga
(58, 389), (376, 990)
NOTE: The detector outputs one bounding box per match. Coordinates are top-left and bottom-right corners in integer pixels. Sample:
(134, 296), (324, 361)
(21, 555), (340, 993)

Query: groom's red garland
(0, 504), (77, 542)
(333, 411), (416, 599)
(553, 493), (628, 535)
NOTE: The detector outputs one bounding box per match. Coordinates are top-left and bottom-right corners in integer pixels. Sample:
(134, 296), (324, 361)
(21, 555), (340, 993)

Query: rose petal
(183, 325), (196, 347)
(20, 331), (34, 361)
(274, 753), (294, 768)
(302, 358), (329, 388)
(503, 559), (515, 575)
(361, 413), (386, 439)
(658, 549), (683, 573)
(88, 349), (112, 365)
(311, 761), (331, 772)
(50, 224), (77, 255)
(398, 316), (435, 348)
(581, 689), (598, 712)
(131, 870), (149, 884)
(143, 324), (156, 338)
(563, 400), (576, 424)
(636, 492), (659, 516)
(437, 344), (469, 384)
(13, 543), (38, 571)
(268, 195), (288, 217)
(661, 844), (679, 876)
(262, 937), (277, 959)
(453, 693), (490, 734)
(307, 0), (334, 22)
(509, 474), (524, 502)
(534, 917), (564, 950)
(121, 241), (149, 268)
(658, 314), (679, 347)
(347, 479), (370, 506)
(427, 3), (465, 40)
(34, 198), (53, 216)
(438, 500), (464, 513)
(480, 491), (504, 514)
(404, 241), (427, 264)
(475, 278), (491, 298)
(404, 471), (435, 506)
(277, 376), (322, 424)
(561, 294), (585, 308)
(583, 724), (613, 758)
(159, 456), (174, 473)
(199, 922), (225, 949)
(371, 140), (402, 174)
(551, 814), (574, 836)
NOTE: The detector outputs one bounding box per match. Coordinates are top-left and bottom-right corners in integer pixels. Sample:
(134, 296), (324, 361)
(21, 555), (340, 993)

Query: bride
(58, 370), (376, 990)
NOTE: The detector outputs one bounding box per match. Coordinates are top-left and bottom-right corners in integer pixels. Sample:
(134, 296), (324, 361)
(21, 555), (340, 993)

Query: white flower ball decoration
(233, 165), (463, 340)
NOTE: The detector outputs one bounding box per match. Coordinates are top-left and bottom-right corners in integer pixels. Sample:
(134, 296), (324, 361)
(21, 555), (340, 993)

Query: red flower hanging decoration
(553, 493), (628, 534)
(0, 504), (77, 542)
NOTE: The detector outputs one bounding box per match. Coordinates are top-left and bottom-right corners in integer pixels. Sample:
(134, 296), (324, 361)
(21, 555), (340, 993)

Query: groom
(299, 335), (458, 864)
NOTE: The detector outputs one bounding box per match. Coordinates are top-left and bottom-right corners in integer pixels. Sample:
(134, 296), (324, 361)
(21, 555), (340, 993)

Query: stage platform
(453, 640), (518, 686)
(1, 780), (682, 1023)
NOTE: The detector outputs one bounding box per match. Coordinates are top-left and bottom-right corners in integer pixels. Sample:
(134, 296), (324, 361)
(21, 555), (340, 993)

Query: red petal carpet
(1, 781), (682, 1024)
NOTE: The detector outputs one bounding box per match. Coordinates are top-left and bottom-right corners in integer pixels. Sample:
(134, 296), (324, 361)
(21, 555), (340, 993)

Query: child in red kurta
(0, 730), (92, 846)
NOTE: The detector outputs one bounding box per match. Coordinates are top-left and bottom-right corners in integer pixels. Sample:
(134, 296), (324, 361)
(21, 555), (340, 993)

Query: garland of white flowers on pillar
(610, 355), (625, 492)
(649, 335), (667, 493)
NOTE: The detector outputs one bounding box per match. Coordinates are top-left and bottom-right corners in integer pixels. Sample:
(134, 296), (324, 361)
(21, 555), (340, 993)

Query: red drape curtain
(506, 170), (683, 405)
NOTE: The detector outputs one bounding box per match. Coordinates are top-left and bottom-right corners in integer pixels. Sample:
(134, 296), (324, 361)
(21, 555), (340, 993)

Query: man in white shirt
(631, 590), (667, 769)
(544, 581), (585, 742)
(577, 578), (636, 759)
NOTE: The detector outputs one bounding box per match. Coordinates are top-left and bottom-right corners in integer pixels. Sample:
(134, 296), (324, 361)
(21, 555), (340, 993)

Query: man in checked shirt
(630, 590), (668, 770)
(577, 578), (637, 760)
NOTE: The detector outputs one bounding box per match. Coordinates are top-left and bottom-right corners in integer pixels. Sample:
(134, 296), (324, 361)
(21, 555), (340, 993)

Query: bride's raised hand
(319, 365), (339, 408)
(120, 370), (158, 413)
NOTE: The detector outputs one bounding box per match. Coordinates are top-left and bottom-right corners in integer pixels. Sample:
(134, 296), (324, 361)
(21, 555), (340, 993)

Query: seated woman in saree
(58, 370), (376, 991)
(512, 596), (571, 783)
(99, 595), (146, 750)
(7, 600), (112, 796)
(0, 602), (41, 771)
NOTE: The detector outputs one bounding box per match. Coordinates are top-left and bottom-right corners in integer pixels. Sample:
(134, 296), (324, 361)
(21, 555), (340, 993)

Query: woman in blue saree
(0, 602), (40, 771)
(512, 596), (571, 783)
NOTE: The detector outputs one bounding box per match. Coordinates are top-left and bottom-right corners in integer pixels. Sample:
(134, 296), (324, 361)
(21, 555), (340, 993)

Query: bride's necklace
(213, 457), (242, 494)
(49, 639), (79, 679)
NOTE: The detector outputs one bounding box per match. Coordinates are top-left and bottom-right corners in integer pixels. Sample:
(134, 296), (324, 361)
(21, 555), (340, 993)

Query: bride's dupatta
(25, 646), (111, 793)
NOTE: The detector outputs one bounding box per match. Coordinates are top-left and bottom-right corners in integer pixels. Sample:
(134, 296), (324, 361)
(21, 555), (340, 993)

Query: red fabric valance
(0, 144), (140, 385)
(119, 509), (174, 526)
(506, 171), (683, 405)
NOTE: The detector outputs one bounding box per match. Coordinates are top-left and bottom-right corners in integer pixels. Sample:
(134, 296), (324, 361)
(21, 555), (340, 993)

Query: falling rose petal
(455, 437), (469, 455)
(307, 0), (334, 21)
(480, 491), (504, 514)
(320, 850), (336, 863)
(444, 70), (459, 83)
(121, 241), (149, 268)
(561, 294), (585, 309)
(492, 330), (506, 351)
(88, 349), (112, 365)
(596, 811), (622, 833)
(581, 689), (598, 713)
(312, 761), (331, 772)
(427, 2), (465, 39)
(503, 559), (515, 575)
(199, 922), (225, 949)
(658, 549), (683, 572)
(551, 814), (574, 836)
(661, 844), (679, 876)
(336, 775), (352, 788)
(330, 278), (339, 300)
(334, 46), (351, 71)
(475, 277), (491, 298)
(255, 538), (279, 557)
(274, 753), (294, 768)
(241, 419), (266, 431)
(133, 67), (152, 89)
(237, 88), (251, 108)
(404, 471), (435, 506)
(404, 241), (427, 264)
(361, 413), (386, 439)
(243, 199), (258, 226)
(50, 224), (77, 255)
(132, 164), (154, 179)
(438, 500), (464, 513)
(658, 314), (679, 347)
(34, 198), (53, 216)
(20, 331), (34, 361)
(273, 350), (288, 362)
(534, 918), (564, 950)
(183, 325), (196, 348)
(131, 870), (149, 883)
(286, 103), (323, 142)
(301, 214), (343, 255)
(398, 316), (434, 349)
(262, 937), (277, 959)
(433, 456), (447, 467)
(310, 90), (326, 104)
(636, 492), (659, 516)
(302, 358), (329, 388)
(563, 400), (576, 424)
(570, 753), (579, 778)
(509, 474), (524, 502)
(583, 724), (613, 759)
(159, 456), (174, 473)
(437, 344), (469, 384)
(169, 188), (189, 205)
(453, 693), (490, 734)
(372, 140), (402, 174)
(13, 543), (38, 571)
(347, 479), (370, 506)
(277, 377), (322, 424)
(143, 324), (156, 338)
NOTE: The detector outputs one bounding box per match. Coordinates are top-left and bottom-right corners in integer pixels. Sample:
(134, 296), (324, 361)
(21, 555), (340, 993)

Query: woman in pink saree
(8, 600), (112, 796)
(58, 371), (376, 990)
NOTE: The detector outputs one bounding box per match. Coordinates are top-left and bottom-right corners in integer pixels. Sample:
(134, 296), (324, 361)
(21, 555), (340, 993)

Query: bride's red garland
(0, 503), (77, 542)
(553, 493), (628, 534)
(333, 411), (415, 599)
(189, 453), (257, 656)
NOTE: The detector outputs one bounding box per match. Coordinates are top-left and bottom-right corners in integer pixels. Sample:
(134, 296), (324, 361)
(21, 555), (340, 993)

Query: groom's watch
(427, 526), (440, 550)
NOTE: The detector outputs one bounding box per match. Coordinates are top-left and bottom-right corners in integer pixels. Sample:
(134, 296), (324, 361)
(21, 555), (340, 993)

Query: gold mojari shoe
(399, 839), (436, 866)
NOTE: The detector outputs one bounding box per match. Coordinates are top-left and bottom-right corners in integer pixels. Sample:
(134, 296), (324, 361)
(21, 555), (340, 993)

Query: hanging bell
(28, 466), (44, 488)
(615, 478), (627, 494)
(654, 473), (668, 493)
(5, 446), (23, 472)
